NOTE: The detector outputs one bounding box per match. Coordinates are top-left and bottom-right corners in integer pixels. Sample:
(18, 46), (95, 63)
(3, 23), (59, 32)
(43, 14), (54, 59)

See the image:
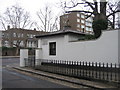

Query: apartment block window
(77, 24), (80, 28)
(81, 14), (85, 19)
(87, 17), (93, 22)
(77, 19), (80, 22)
(86, 27), (89, 31)
(77, 13), (80, 17)
(81, 25), (85, 29)
(89, 22), (92, 27)
(49, 42), (56, 55)
(81, 20), (85, 24)
(86, 22), (92, 27)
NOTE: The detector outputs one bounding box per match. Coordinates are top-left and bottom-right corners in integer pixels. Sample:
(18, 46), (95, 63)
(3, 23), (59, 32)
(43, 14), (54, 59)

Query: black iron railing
(24, 58), (120, 86)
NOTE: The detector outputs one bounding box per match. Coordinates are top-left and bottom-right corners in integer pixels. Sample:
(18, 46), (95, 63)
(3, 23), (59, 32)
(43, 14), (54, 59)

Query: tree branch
(82, 0), (95, 11)
(85, 13), (93, 19)
(107, 10), (120, 17)
(66, 10), (93, 14)
(65, 2), (87, 8)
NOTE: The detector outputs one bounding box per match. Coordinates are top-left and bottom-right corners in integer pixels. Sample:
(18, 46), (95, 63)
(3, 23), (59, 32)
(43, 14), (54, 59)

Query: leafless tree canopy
(36, 5), (59, 32)
(0, 4), (32, 30)
(62, 0), (120, 28)
(0, 4), (34, 55)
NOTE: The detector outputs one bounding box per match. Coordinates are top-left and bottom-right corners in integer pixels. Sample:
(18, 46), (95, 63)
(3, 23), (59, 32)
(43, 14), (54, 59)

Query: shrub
(92, 19), (108, 30)
(92, 19), (108, 38)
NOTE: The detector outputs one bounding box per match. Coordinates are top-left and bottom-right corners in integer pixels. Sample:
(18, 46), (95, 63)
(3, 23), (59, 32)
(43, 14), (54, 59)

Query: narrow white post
(20, 49), (28, 67)
(35, 49), (42, 66)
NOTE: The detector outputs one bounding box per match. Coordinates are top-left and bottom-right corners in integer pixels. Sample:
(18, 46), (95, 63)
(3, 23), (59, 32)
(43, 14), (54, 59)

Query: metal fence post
(110, 63), (112, 81)
(106, 63), (109, 80)
(82, 62), (84, 76)
(99, 62), (101, 80)
(76, 61), (78, 77)
(103, 63), (105, 80)
(115, 63), (117, 81)
(80, 61), (81, 76)
(118, 63), (120, 88)
(92, 62), (94, 78)
(85, 62), (87, 77)
(95, 62), (97, 79)
(88, 62), (91, 78)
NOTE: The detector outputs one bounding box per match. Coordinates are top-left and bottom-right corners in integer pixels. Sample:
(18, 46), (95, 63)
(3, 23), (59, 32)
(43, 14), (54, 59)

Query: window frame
(49, 42), (56, 56)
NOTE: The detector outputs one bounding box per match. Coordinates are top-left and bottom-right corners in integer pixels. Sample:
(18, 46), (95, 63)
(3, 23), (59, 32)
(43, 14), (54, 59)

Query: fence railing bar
(24, 58), (120, 85)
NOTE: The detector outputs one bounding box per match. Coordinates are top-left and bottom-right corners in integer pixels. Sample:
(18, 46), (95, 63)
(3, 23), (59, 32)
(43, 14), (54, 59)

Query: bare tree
(0, 4), (32, 30)
(0, 4), (33, 55)
(61, 0), (120, 38)
(36, 5), (59, 32)
(107, 1), (119, 29)
(63, 0), (120, 25)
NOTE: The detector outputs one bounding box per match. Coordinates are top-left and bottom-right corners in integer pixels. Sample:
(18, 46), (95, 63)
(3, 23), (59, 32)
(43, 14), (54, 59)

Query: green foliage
(84, 35), (95, 40)
(78, 35), (95, 41)
(1, 47), (16, 50)
(92, 19), (108, 38)
(92, 19), (108, 30)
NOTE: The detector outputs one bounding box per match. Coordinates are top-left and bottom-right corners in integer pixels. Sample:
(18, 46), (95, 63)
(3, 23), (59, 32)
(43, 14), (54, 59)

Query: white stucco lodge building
(35, 29), (120, 65)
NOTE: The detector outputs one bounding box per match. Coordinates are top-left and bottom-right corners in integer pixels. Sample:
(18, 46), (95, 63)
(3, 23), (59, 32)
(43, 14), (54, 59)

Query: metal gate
(24, 58), (35, 67)
(24, 48), (35, 67)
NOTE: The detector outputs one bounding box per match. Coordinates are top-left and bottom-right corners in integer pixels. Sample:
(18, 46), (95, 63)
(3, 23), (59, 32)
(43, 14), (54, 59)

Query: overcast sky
(0, 0), (60, 13)
(0, 0), (119, 30)
(0, 0), (65, 30)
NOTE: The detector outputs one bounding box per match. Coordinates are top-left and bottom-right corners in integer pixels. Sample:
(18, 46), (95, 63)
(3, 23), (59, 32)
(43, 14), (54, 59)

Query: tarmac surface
(3, 68), (71, 88)
(2, 56), (119, 89)
(13, 67), (118, 90)
(2, 57), (87, 89)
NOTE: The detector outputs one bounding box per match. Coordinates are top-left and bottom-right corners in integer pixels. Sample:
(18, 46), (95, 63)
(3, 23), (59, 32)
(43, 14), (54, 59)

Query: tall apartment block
(60, 12), (93, 33)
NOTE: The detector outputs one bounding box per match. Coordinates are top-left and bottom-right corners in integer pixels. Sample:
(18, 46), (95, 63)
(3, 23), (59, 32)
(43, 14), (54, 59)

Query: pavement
(13, 67), (119, 90)
(1, 56), (20, 58)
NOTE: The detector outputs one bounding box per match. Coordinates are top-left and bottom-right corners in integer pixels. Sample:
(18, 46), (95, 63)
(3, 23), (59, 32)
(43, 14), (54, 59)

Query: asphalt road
(2, 68), (69, 88)
(2, 57), (19, 67)
(2, 57), (70, 88)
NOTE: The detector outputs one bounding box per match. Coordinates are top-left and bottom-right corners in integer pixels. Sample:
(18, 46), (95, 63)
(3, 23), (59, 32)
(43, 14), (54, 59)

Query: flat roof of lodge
(35, 29), (88, 38)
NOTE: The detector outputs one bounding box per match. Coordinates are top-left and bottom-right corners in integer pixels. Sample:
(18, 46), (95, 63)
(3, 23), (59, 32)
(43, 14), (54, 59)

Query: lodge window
(49, 42), (56, 55)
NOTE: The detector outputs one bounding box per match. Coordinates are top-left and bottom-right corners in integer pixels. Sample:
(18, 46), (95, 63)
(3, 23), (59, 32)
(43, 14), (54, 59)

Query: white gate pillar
(35, 49), (42, 66)
(20, 49), (28, 67)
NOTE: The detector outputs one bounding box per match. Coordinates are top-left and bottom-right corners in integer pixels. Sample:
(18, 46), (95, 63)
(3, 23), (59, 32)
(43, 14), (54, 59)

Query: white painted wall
(20, 49), (28, 67)
(41, 35), (66, 60)
(118, 29), (120, 65)
(66, 30), (118, 64)
(38, 29), (120, 64)
(35, 49), (42, 65)
(68, 34), (84, 41)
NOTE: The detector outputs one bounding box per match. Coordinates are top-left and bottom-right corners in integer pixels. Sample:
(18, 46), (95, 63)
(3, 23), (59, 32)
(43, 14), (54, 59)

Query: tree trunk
(100, 1), (107, 17)
(112, 14), (115, 29)
(93, 13), (107, 39)
(15, 47), (19, 56)
(94, 13), (107, 21)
